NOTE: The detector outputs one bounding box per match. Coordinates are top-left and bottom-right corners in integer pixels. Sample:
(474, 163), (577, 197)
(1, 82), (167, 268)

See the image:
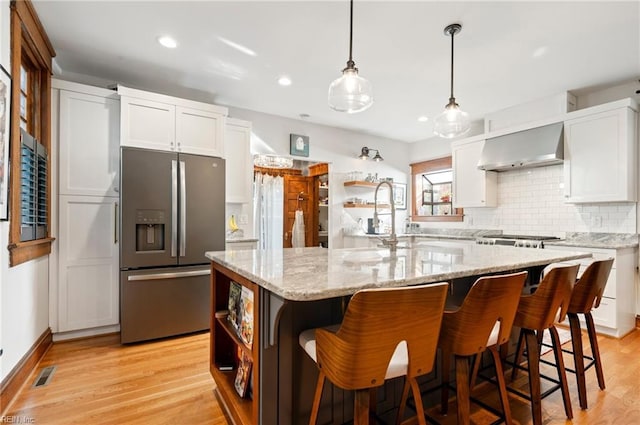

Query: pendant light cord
(347, 0), (355, 68)
(449, 28), (455, 101)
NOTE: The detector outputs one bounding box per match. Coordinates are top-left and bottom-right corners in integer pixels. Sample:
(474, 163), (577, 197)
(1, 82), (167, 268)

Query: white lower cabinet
(546, 245), (637, 338)
(58, 195), (119, 332)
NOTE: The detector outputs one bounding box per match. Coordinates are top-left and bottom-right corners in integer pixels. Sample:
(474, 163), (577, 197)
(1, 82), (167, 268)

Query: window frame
(8, 0), (56, 266)
(410, 156), (464, 222)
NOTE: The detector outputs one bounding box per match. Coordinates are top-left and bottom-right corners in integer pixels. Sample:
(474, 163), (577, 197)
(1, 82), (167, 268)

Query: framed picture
(0, 65), (11, 221)
(289, 133), (309, 157)
(393, 183), (407, 210)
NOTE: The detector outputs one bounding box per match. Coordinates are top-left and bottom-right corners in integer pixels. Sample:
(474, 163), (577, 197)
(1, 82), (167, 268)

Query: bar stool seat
(510, 264), (579, 425)
(299, 282), (449, 425)
(439, 271), (527, 425)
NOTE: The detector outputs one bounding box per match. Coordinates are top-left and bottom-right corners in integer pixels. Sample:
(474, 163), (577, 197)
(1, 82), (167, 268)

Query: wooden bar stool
(510, 264), (579, 425)
(299, 282), (449, 425)
(565, 258), (613, 409)
(438, 271), (527, 425)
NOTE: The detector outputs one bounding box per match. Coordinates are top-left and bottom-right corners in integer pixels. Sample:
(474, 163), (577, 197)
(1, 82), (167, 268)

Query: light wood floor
(5, 328), (640, 424)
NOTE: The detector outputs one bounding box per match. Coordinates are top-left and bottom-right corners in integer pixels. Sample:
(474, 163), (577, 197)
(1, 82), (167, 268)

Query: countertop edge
(206, 250), (592, 302)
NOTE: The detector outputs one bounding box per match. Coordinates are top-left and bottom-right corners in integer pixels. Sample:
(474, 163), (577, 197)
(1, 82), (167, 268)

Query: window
(8, 0), (56, 266)
(410, 157), (463, 222)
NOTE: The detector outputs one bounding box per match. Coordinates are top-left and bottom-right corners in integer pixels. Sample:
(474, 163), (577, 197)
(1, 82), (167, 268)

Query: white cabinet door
(58, 195), (119, 331)
(120, 96), (176, 151)
(176, 106), (225, 157)
(452, 139), (497, 207)
(224, 118), (252, 203)
(59, 90), (120, 196)
(564, 107), (637, 203)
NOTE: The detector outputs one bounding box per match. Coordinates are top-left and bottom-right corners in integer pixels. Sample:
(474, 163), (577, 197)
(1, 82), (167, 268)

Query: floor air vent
(33, 365), (56, 387)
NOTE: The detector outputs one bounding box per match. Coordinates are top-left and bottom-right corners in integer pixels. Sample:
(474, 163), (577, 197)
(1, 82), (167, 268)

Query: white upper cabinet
(58, 87), (120, 197)
(118, 86), (228, 157)
(176, 106), (225, 157)
(224, 118), (252, 203)
(452, 138), (497, 207)
(120, 96), (176, 152)
(564, 100), (638, 203)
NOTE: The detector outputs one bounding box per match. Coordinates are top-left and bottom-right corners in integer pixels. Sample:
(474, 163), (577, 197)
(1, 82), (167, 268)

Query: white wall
(0, 0), (51, 383)
(226, 106), (411, 248)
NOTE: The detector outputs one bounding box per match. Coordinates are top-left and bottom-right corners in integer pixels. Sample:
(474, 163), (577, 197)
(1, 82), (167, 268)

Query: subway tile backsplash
(463, 164), (636, 236)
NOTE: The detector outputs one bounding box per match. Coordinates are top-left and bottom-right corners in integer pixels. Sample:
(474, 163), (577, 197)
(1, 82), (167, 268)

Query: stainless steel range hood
(478, 122), (564, 171)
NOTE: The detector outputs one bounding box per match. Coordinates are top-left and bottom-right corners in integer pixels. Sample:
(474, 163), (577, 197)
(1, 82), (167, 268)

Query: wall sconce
(358, 147), (383, 161)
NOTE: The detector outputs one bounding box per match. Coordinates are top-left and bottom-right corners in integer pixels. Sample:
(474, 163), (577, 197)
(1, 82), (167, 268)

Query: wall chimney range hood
(477, 122), (564, 171)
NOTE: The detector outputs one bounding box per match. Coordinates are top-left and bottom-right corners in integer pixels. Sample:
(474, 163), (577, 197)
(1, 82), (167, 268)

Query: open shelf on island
(215, 315), (252, 356)
(210, 366), (253, 423)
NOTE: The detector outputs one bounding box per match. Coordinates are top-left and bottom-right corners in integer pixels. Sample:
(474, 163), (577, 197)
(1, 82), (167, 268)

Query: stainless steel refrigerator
(119, 147), (225, 343)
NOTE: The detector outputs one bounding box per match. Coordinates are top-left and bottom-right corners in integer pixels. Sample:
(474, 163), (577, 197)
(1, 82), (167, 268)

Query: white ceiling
(33, 1), (640, 143)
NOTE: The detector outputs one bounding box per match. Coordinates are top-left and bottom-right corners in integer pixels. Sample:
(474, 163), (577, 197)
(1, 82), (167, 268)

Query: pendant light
(328, 0), (373, 113)
(433, 23), (470, 139)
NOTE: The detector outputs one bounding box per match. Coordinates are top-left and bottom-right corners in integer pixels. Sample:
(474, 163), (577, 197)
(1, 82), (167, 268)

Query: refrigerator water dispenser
(135, 210), (165, 252)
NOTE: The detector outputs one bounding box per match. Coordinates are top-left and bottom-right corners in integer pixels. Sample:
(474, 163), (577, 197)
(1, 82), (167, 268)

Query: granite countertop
(206, 243), (590, 301)
(226, 238), (259, 243)
(345, 228), (499, 241)
(545, 232), (639, 249)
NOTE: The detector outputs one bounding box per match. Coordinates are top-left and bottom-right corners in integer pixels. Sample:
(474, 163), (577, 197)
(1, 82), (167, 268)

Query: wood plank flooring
(4, 332), (228, 425)
(5, 328), (640, 424)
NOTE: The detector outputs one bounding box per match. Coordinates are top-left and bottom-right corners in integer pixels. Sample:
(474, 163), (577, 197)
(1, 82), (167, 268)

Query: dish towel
(292, 210), (305, 248)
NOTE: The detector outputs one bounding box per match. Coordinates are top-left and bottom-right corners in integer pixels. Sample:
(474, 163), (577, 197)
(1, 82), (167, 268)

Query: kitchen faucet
(373, 181), (398, 251)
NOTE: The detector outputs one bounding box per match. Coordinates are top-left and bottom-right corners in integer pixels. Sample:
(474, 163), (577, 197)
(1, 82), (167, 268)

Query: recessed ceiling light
(418, 116), (429, 122)
(278, 76), (292, 86)
(158, 36), (178, 49)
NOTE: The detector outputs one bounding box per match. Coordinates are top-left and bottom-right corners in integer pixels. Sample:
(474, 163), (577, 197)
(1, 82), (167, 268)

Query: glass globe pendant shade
(328, 67), (373, 113)
(433, 98), (470, 139)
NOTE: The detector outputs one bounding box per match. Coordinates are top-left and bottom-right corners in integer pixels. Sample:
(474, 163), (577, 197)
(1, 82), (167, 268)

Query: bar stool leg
(549, 326), (573, 419)
(455, 355), (471, 425)
(470, 352), (482, 390)
(354, 389), (370, 425)
(568, 312), (588, 409)
(410, 377), (428, 425)
(511, 330), (525, 381)
(309, 371), (326, 425)
(488, 346), (513, 425)
(441, 352), (451, 415)
(396, 378), (410, 425)
(524, 329), (542, 425)
(585, 312), (606, 390)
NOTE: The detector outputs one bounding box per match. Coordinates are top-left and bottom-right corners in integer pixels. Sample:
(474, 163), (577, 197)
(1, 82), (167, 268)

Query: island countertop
(205, 243), (591, 301)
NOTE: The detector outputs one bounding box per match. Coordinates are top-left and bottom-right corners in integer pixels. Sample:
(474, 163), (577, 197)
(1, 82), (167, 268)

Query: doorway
(254, 157), (329, 249)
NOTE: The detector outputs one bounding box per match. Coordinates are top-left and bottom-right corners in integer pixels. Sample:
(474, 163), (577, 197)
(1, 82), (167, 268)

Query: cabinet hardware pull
(114, 202), (119, 244)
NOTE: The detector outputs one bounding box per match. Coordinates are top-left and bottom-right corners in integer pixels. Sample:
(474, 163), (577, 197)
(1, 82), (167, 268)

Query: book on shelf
(227, 281), (254, 347)
(234, 351), (253, 398)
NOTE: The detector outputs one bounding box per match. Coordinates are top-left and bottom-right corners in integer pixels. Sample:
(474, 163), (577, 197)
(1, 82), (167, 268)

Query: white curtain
(253, 172), (284, 250)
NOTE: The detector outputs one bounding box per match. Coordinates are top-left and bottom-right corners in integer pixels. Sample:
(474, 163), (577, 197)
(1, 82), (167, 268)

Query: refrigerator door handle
(171, 160), (178, 257)
(127, 269), (211, 281)
(179, 160), (186, 257)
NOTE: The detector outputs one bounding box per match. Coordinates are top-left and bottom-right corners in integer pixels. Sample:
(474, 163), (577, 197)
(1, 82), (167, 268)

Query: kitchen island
(206, 243), (591, 425)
